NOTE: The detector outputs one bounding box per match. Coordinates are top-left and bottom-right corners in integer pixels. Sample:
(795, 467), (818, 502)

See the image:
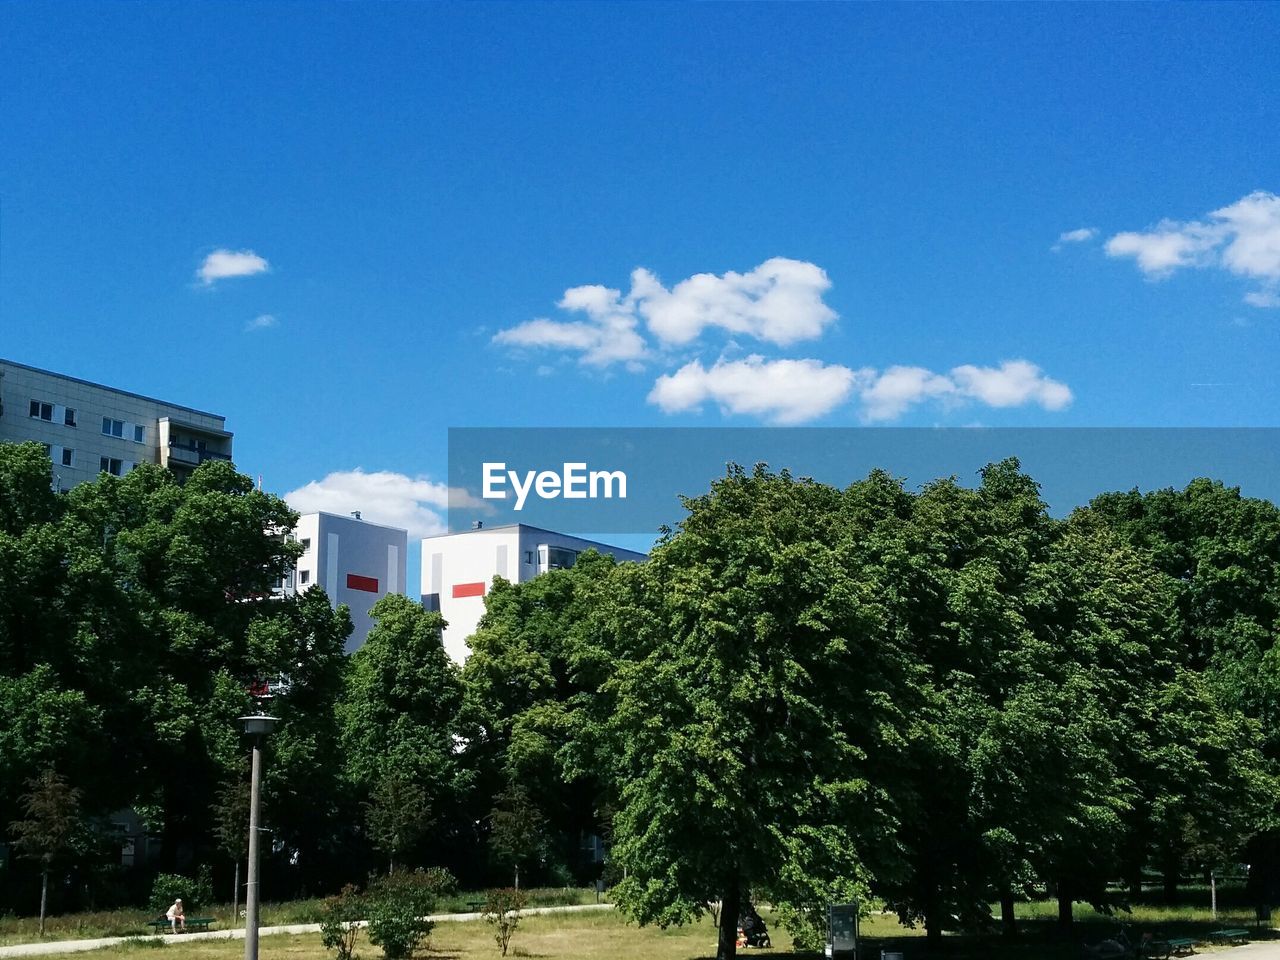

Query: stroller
(738, 902), (772, 949)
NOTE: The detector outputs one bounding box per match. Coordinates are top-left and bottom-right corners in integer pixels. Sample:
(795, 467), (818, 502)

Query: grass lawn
(79, 905), (1277, 960)
(92, 911), (760, 960)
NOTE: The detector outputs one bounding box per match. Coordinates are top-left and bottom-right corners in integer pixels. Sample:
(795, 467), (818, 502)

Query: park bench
(145, 917), (216, 934)
(1207, 928), (1249, 945)
(1164, 937), (1197, 957)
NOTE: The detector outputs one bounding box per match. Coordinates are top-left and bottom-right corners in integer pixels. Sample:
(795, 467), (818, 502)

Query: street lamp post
(239, 714), (278, 960)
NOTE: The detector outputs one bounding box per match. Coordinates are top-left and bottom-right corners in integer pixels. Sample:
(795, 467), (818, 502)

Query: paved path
(1215, 941), (1280, 958)
(0, 903), (614, 958)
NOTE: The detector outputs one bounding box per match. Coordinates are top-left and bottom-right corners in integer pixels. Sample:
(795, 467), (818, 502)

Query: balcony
(167, 441), (232, 465)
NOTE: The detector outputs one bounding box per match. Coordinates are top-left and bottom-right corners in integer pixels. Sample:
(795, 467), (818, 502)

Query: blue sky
(2, 2), (1279, 548)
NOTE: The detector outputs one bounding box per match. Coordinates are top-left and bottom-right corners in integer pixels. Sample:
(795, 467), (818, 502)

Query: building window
(99, 457), (123, 476)
(64, 408), (77, 427)
(102, 418), (125, 438)
(61, 449), (74, 467)
(301, 538), (311, 551)
(547, 546), (579, 570)
(133, 424), (145, 442)
(29, 400), (54, 421)
(299, 569), (311, 585)
(41, 443), (52, 457)
(524, 550), (535, 564)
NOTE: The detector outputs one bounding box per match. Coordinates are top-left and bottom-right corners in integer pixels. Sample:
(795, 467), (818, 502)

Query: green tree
(256, 588), (354, 884)
(488, 781), (545, 889)
(1077, 483), (1280, 902)
(366, 773), (434, 873)
(603, 466), (916, 960)
(461, 552), (627, 885)
(340, 594), (469, 870)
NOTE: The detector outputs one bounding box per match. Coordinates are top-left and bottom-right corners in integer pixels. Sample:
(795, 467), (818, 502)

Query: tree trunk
(232, 861), (240, 930)
(1000, 885), (1018, 938)
(39, 868), (49, 937)
(925, 888), (944, 945)
(1128, 864), (1143, 900)
(1162, 862), (1179, 905)
(1057, 879), (1073, 931)
(717, 876), (740, 960)
(514, 862), (520, 890)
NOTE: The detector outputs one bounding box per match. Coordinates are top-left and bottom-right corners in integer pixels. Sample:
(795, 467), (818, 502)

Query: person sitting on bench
(166, 899), (186, 933)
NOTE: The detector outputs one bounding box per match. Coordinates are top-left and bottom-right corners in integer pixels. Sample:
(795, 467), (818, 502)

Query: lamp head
(239, 714), (279, 736)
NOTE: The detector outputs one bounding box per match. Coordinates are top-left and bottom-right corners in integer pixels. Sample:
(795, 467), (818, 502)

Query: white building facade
(0, 358), (233, 488)
(421, 524), (648, 662)
(286, 512), (409, 653)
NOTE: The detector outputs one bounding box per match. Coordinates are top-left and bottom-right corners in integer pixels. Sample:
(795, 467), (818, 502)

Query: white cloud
(859, 365), (956, 421)
(284, 469), (475, 542)
(1105, 220), (1220, 275)
(244, 314), (278, 332)
(857, 360), (1073, 422)
(647, 355), (859, 425)
(1053, 227), (1098, 250)
(492, 257), (837, 366)
(1106, 191), (1280, 305)
(1213, 191), (1280, 280)
(198, 249), (270, 285)
(632, 257), (837, 346)
(1244, 289), (1280, 308)
(951, 360), (1073, 410)
(493, 282), (648, 367)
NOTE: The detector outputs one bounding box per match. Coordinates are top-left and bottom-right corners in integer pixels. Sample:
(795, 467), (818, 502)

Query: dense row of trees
(3, 442), (1280, 960)
(469, 462), (1280, 958)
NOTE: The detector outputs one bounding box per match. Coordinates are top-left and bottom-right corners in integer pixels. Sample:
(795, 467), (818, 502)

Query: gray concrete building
(0, 358), (233, 488)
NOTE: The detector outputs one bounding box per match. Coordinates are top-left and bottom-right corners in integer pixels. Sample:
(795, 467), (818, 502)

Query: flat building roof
(0, 358), (226, 422)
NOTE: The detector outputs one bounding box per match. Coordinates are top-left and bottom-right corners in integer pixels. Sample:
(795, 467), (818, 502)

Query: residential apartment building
(0, 358), (233, 488)
(421, 524), (648, 662)
(282, 511), (408, 652)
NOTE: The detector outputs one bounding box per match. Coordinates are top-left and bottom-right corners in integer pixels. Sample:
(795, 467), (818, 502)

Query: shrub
(482, 887), (527, 957)
(147, 871), (213, 913)
(365, 868), (456, 959)
(319, 884), (366, 960)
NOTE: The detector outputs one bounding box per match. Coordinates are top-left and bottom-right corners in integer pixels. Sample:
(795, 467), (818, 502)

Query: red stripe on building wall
(346, 573), (380, 593)
(452, 581), (486, 598)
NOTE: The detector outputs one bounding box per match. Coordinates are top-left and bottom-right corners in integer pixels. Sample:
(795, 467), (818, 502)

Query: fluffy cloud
(1105, 221), (1220, 275)
(857, 360), (1073, 422)
(284, 469), (466, 542)
(859, 365), (955, 421)
(1106, 191), (1280, 305)
(493, 283), (648, 367)
(198, 249), (270, 285)
(497, 259), (1076, 425)
(245, 314), (278, 332)
(492, 257), (836, 366)
(647, 355), (859, 425)
(631, 257), (836, 346)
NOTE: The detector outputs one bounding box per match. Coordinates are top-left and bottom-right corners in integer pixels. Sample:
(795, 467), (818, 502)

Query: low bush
(319, 884), (366, 960)
(365, 868), (456, 960)
(147, 870), (213, 914)
(481, 887), (527, 957)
